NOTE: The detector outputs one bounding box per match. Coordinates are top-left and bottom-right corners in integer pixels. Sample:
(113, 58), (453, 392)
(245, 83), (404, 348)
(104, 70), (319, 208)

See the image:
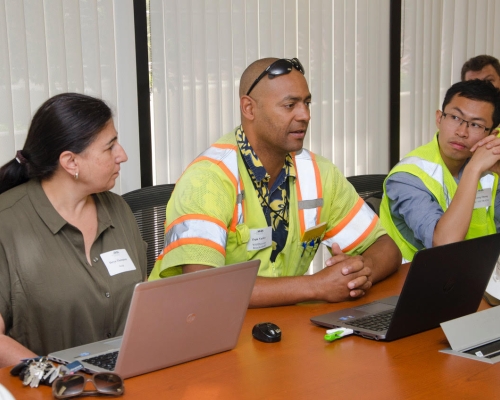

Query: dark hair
(0, 93), (112, 195)
(441, 79), (500, 130)
(461, 55), (500, 81)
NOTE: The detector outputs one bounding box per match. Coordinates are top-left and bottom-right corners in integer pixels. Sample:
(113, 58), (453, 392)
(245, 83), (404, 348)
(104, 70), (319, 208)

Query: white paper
(247, 227), (272, 251)
(474, 188), (492, 209)
(100, 249), (137, 276)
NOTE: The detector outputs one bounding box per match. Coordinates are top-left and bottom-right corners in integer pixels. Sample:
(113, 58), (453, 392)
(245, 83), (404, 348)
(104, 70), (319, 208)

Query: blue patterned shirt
(236, 126), (295, 262)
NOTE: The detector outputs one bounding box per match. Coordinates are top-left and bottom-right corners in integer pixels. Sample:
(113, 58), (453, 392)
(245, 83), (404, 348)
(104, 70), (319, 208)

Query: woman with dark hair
(0, 93), (147, 367)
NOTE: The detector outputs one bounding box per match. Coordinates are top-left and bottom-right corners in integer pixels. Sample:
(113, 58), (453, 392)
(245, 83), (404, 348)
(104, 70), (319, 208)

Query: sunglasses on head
(246, 58), (305, 96)
(52, 373), (124, 399)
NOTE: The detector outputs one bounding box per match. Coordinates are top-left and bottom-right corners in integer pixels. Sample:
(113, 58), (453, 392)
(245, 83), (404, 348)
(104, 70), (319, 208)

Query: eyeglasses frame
(440, 111), (492, 135)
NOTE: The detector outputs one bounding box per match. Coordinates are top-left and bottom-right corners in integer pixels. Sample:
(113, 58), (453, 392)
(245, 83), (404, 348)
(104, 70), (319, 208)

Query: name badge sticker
(247, 227), (272, 251)
(100, 249), (137, 276)
(474, 188), (492, 209)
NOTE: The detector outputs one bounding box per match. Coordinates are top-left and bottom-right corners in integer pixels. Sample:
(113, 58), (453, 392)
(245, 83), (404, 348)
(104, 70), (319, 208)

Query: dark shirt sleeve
(385, 172), (442, 249)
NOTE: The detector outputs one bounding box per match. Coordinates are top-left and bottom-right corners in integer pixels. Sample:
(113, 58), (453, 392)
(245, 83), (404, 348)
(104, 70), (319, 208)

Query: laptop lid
(49, 260), (260, 378)
(311, 233), (500, 341)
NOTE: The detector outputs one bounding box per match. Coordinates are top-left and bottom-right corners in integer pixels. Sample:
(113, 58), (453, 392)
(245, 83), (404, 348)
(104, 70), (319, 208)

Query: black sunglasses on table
(246, 58), (305, 96)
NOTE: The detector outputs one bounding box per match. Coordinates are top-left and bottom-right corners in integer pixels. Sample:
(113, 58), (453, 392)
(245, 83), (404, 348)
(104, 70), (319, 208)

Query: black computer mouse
(252, 322), (282, 343)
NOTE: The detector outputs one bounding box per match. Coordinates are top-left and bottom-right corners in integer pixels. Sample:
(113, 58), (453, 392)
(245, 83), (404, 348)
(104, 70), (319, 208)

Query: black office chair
(122, 184), (175, 277)
(346, 174), (387, 215)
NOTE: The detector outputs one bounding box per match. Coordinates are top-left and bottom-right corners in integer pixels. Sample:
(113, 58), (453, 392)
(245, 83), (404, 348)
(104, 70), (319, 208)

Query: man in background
(462, 54), (500, 89)
(149, 57), (401, 307)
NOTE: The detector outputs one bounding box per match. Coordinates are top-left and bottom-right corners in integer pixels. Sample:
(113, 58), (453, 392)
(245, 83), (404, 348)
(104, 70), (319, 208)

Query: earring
(74, 172), (79, 180)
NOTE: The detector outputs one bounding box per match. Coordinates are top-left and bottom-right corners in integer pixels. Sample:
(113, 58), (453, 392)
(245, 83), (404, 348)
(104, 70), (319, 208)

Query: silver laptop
(311, 233), (500, 341)
(49, 260), (260, 378)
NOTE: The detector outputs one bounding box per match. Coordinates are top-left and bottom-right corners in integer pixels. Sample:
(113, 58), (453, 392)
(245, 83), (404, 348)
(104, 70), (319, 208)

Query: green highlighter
(324, 328), (353, 342)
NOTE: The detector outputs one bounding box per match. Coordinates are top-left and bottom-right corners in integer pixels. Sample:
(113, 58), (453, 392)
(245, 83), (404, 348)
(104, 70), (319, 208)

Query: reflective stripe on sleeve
(157, 214), (228, 260)
(322, 199), (378, 252)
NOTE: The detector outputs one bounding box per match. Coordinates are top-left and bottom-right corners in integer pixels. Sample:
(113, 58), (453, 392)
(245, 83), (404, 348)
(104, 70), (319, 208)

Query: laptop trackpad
(354, 302), (394, 314)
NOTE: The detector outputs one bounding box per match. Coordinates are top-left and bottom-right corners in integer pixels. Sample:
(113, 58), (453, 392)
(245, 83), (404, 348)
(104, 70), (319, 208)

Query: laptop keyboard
(345, 310), (394, 331)
(82, 351), (119, 371)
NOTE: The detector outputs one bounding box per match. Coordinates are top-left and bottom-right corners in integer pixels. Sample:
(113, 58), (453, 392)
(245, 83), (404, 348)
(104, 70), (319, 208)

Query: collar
(235, 125), (296, 183)
(27, 180), (114, 234)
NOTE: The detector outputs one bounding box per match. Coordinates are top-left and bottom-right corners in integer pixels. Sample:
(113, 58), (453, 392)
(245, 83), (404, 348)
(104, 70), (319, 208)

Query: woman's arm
(0, 313), (36, 368)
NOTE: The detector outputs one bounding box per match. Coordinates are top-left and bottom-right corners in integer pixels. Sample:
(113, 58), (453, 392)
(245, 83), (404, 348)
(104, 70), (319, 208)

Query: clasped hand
(470, 133), (500, 175)
(316, 243), (372, 302)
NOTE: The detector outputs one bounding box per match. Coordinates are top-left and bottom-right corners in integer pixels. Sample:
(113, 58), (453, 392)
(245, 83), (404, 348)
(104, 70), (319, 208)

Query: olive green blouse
(0, 180), (147, 355)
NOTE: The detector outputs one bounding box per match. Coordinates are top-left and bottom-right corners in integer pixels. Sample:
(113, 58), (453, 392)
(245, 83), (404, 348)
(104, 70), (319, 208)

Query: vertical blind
(149, 0), (392, 186)
(0, 0), (141, 194)
(400, 0), (500, 158)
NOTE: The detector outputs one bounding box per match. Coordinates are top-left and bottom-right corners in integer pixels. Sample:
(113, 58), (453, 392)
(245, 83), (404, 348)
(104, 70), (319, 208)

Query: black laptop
(311, 233), (500, 341)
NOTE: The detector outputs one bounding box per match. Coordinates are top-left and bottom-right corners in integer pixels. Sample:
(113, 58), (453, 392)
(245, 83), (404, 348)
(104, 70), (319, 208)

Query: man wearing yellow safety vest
(149, 57), (401, 308)
(380, 79), (500, 263)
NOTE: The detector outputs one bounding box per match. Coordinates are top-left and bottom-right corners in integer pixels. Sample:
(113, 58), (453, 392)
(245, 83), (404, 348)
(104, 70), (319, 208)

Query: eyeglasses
(440, 111), (491, 135)
(52, 373), (124, 398)
(246, 58), (305, 96)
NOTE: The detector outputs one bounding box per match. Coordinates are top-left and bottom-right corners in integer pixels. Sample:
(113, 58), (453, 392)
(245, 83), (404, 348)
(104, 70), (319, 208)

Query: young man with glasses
(149, 57), (401, 307)
(380, 79), (500, 263)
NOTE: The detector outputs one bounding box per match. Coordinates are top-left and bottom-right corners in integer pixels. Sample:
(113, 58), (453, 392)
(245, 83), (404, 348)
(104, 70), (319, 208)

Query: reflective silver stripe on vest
(480, 173), (495, 189)
(398, 156), (444, 183)
(198, 143), (323, 229)
(295, 149), (323, 230)
(199, 145), (244, 223)
(236, 186), (244, 225)
(398, 157), (495, 208)
(322, 203), (376, 250)
(397, 156), (450, 206)
(201, 146), (239, 183)
(165, 219), (227, 249)
(298, 199), (324, 209)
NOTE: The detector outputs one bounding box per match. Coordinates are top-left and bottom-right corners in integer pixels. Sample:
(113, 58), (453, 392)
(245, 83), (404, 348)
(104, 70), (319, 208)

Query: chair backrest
(346, 174), (386, 215)
(122, 184), (175, 277)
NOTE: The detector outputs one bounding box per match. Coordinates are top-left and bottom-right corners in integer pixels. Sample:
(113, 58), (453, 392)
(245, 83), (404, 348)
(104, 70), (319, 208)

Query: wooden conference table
(1, 264), (499, 399)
